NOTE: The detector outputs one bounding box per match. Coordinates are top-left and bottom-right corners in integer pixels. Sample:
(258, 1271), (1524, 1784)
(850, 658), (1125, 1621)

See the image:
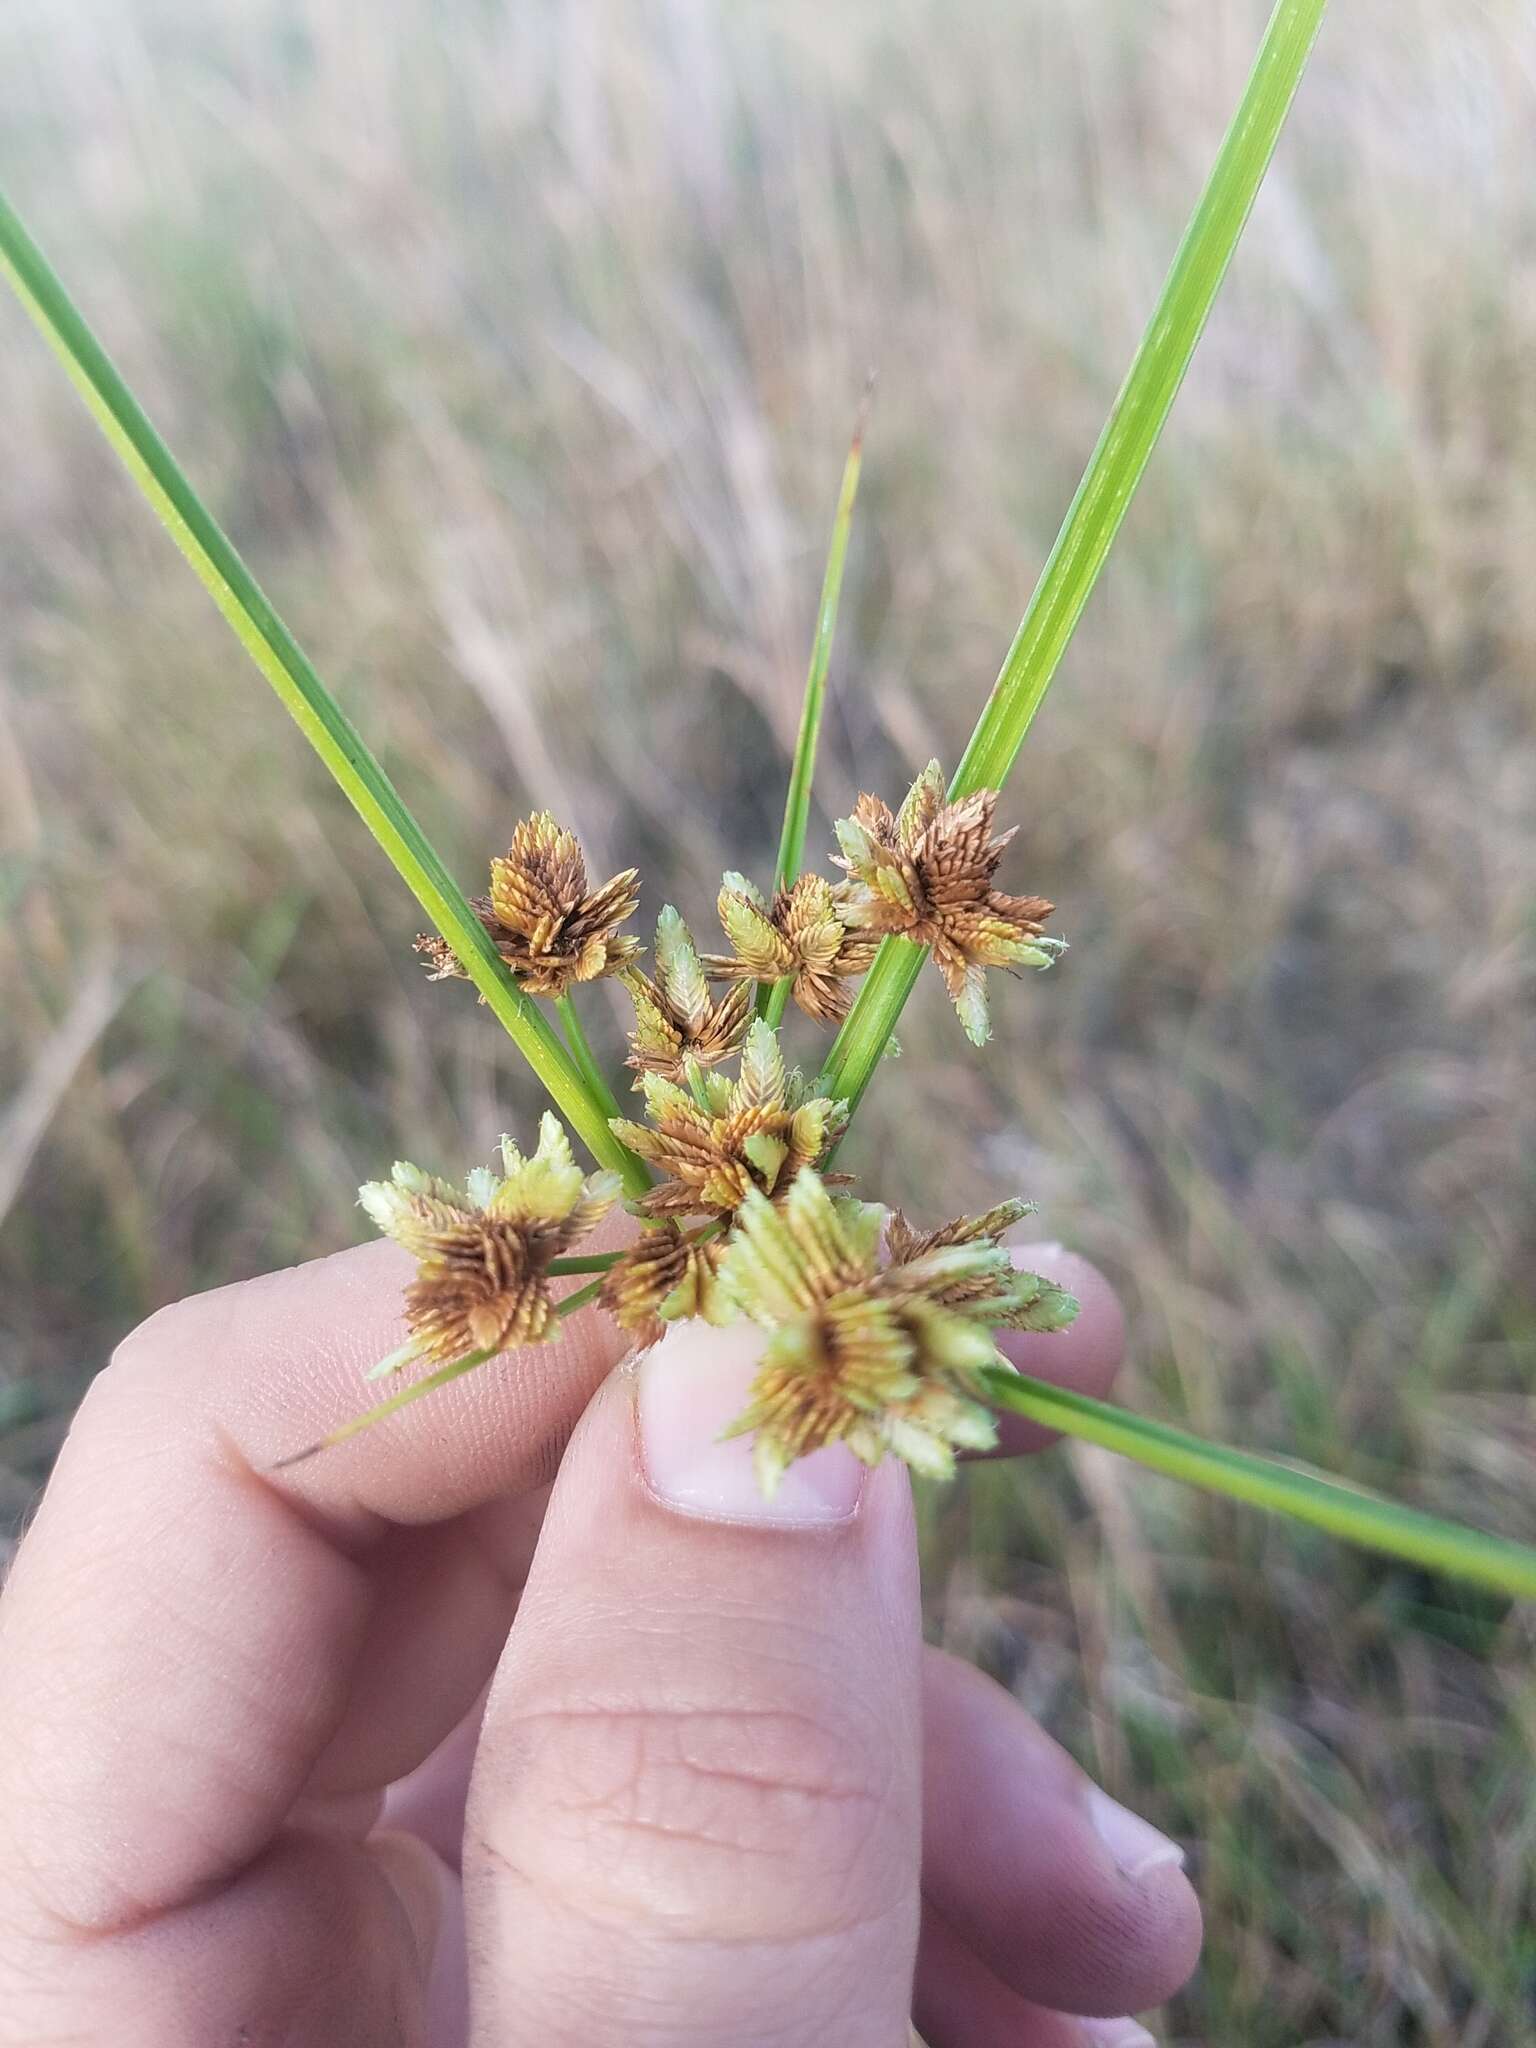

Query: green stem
(818, 942), (925, 1114)
(686, 1062), (715, 1115)
(763, 976), (794, 1029)
(955, 6), (1328, 798)
(555, 995), (625, 1127)
(273, 1348), (499, 1466)
(757, 386), (870, 1021)
(553, 1275), (605, 1317)
(979, 1366), (1536, 1602)
(772, 385), (870, 896)
(818, 0), (1329, 1118)
(548, 1251), (622, 1275)
(0, 190), (650, 1197)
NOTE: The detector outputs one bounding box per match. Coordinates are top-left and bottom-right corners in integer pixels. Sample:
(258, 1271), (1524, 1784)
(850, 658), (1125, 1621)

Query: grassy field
(3, 0), (1535, 2039)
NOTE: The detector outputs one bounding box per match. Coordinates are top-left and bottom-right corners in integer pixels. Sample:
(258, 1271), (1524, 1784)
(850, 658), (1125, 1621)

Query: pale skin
(0, 1220), (1201, 2046)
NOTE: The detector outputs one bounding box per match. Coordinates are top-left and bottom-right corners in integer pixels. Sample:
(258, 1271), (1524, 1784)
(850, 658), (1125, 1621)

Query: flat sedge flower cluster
(360, 765), (1075, 1494)
(360, 1119), (620, 1371)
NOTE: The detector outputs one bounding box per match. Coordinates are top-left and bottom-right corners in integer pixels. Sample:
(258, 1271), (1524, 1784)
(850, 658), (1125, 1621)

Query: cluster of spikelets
(360, 770), (1075, 1492)
(358, 1118), (622, 1378)
(716, 1174), (1077, 1493)
(411, 770), (1062, 1045)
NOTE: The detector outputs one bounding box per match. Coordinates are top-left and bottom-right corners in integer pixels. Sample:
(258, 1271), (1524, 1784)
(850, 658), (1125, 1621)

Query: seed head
(415, 810), (641, 999)
(624, 906), (753, 1086)
(359, 1115), (621, 1369)
(703, 871), (879, 1025)
(610, 1018), (847, 1221)
(598, 1223), (733, 1345)
(884, 1200), (1078, 1330)
(834, 761), (1062, 1045)
(717, 1169), (1077, 1495)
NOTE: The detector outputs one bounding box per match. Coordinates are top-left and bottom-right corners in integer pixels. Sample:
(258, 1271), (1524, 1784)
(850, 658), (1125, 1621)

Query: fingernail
(638, 1318), (865, 1526)
(1078, 2021), (1156, 2047)
(1086, 1786), (1186, 1879)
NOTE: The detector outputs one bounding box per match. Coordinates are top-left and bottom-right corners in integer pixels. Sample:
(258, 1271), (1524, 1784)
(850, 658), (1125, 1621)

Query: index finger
(0, 1233), (630, 1942)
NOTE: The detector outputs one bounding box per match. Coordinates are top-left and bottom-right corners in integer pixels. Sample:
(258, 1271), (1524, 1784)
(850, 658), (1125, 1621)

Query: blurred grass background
(2, 0), (1534, 2039)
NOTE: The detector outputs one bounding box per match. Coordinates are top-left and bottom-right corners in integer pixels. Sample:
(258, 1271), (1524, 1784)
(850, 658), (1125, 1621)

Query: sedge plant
(6, 0), (1536, 1598)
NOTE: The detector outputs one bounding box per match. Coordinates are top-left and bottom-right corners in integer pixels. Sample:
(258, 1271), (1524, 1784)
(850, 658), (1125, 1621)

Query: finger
(375, 1646), (1200, 2048)
(379, 1690), (489, 1871)
(0, 1232), (629, 1945)
(914, 1904), (1157, 2048)
(920, 1653), (1201, 2016)
(304, 1479), (551, 1797)
(987, 1243), (1126, 1457)
(465, 1318), (924, 2047)
(0, 1827), (445, 2048)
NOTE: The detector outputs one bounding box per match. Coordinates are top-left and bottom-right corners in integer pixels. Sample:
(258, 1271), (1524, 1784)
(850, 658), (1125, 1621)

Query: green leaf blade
(816, 938), (925, 1117)
(0, 189), (649, 1196)
(979, 1366), (1536, 1602)
(950, 0), (1328, 801)
(773, 384), (871, 897)
(555, 993), (626, 1127)
(759, 387), (870, 1021)
(819, 0), (1330, 1116)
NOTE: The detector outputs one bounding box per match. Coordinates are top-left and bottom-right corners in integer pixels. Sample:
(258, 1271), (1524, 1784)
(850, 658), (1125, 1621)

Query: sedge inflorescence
(611, 1018), (847, 1222)
(350, 768), (1073, 1490)
(835, 759), (1062, 1045)
(360, 1115), (621, 1373)
(704, 871), (879, 1024)
(622, 906), (753, 1085)
(415, 809), (641, 999)
(719, 1170), (1078, 1495)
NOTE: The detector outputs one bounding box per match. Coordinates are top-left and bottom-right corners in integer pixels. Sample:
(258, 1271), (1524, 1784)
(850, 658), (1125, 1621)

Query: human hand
(0, 1227), (1200, 2045)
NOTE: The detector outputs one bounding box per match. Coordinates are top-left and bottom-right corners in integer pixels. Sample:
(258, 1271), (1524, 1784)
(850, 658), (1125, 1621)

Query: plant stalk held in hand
(11, 0), (1536, 1604)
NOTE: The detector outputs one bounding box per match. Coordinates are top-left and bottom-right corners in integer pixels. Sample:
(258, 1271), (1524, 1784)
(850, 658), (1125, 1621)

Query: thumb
(464, 1319), (923, 2047)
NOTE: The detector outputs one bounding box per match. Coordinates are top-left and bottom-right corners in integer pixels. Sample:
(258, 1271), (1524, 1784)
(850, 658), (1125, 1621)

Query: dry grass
(2, 0), (1535, 2038)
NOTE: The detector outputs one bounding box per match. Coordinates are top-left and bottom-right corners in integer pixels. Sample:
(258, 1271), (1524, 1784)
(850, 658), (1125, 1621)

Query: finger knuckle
(474, 1686), (906, 1947)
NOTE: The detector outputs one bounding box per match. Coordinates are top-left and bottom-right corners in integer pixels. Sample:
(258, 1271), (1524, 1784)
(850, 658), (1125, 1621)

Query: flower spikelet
(703, 872), (879, 1025)
(599, 1224), (733, 1345)
(610, 1018), (848, 1221)
(833, 761), (1063, 1046)
(359, 1115), (621, 1369)
(885, 1200), (1080, 1331)
(414, 810), (641, 999)
(624, 906), (753, 1086)
(717, 1169), (1025, 1495)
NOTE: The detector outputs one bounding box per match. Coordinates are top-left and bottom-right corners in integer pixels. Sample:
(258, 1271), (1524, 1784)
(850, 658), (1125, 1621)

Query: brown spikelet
(599, 1225), (732, 1343)
(702, 872), (879, 1025)
(883, 1199), (1080, 1330)
(833, 764), (1061, 1045)
(609, 1019), (848, 1222)
(414, 811), (641, 1000)
(623, 906), (753, 1085)
(358, 1117), (621, 1369)
(717, 1171), (1076, 1495)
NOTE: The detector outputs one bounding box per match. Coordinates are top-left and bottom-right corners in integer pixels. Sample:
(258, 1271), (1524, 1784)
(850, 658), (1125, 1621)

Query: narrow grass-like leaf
(761, 385), (871, 1026)
(0, 190), (650, 1196)
(980, 1366), (1536, 1601)
(268, 1351), (501, 1462)
(772, 384), (871, 895)
(819, 0), (1329, 1114)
